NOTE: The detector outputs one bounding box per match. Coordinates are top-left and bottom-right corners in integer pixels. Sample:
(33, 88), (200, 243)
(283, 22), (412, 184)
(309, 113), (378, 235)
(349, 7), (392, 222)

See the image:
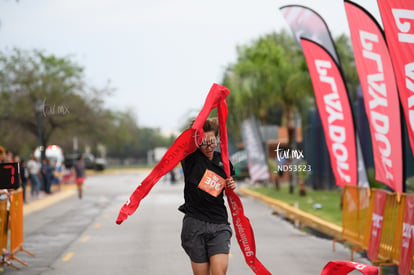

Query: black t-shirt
(179, 149), (234, 224)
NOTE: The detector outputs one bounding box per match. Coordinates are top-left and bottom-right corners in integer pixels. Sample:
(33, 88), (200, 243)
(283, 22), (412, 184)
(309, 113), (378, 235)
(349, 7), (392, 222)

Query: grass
(250, 185), (344, 226)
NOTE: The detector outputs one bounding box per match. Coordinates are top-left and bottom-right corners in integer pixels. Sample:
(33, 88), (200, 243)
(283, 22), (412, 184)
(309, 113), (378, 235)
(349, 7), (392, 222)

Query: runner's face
(199, 131), (217, 160)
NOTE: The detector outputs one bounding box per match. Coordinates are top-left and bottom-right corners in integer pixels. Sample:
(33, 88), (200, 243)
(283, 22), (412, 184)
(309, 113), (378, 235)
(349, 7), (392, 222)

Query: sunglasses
(200, 138), (219, 148)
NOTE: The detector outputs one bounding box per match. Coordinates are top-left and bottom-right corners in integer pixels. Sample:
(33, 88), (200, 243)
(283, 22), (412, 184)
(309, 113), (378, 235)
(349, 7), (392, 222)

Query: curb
(238, 187), (343, 239)
(23, 185), (77, 216)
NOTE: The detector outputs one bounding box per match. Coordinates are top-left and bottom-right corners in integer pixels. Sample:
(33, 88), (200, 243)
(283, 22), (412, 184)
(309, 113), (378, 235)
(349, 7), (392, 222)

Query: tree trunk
(299, 178), (306, 196)
(287, 108), (296, 194)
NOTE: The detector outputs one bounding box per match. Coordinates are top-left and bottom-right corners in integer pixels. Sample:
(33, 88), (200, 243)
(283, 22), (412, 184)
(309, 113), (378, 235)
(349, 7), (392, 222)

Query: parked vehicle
(94, 157), (106, 171)
(64, 152), (106, 171)
(230, 150), (249, 180)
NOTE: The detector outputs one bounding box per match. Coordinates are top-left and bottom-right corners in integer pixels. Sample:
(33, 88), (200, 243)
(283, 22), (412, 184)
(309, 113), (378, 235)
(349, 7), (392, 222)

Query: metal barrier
(242, 185), (414, 273)
(333, 185), (371, 260)
(8, 189), (34, 266)
(391, 194), (406, 268)
(377, 191), (398, 262)
(0, 199), (7, 252)
(338, 186), (414, 274)
(391, 193), (414, 275)
(0, 189), (34, 270)
(344, 185), (370, 247)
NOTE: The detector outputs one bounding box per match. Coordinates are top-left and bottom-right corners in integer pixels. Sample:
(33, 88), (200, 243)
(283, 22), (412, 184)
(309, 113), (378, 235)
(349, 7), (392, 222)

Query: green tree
(0, 48), (113, 156)
(222, 31), (313, 193)
(0, 48), (179, 163)
(223, 30), (312, 131)
(334, 34), (360, 101)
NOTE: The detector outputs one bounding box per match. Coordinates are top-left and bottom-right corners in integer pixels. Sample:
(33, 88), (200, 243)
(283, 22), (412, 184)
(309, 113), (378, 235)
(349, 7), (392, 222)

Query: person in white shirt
(27, 156), (41, 198)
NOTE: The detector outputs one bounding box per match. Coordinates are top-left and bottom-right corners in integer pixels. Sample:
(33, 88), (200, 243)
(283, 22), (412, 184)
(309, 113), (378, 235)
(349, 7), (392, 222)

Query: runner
(74, 156), (86, 199)
(179, 118), (236, 275)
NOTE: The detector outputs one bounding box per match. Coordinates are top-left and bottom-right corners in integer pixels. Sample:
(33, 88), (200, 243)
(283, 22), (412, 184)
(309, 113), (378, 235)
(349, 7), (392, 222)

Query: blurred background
(0, 0), (413, 191)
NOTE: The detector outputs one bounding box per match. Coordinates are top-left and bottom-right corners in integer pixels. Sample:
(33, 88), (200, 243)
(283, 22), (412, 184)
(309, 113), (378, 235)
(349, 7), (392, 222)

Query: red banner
(377, 0), (414, 157)
(301, 38), (357, 187)
(344, 1), (403, 192)
(116, 83), (271, 274)
(320, 261), (378, 275)
(217, 92), (270, 274)
(399, 194), (414, 275)
(367, 189), (387, 260)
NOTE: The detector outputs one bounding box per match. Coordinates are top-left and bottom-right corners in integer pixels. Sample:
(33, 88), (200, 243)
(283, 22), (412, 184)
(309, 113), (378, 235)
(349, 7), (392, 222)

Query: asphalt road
(4, 171), (371, 275)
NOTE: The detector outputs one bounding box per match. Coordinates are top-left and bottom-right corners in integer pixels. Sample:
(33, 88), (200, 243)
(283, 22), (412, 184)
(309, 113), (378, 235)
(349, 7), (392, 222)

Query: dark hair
(189, 117), (219, 136)
(203, 118), (219, 136)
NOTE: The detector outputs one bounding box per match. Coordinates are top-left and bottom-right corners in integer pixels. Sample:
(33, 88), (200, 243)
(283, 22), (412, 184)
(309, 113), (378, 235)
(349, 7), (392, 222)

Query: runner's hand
(225, 177), (236, 190)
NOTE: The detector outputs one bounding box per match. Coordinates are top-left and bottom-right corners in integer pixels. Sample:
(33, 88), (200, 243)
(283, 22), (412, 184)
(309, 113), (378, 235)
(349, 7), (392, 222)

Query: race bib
(198, 169), (225, 197)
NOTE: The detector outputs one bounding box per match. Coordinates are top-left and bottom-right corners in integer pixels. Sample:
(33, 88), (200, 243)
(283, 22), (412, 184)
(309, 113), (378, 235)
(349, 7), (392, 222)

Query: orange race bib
(198, 169), (225, 197)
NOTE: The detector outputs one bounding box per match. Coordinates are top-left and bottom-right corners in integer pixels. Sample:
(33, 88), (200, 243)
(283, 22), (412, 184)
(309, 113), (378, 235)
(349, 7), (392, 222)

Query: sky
(0, 0), (380, 133)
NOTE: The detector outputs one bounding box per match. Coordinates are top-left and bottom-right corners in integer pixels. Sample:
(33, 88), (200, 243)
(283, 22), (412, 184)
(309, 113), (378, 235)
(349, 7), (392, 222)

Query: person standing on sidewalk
(0, 146), (6, 163)
(15, 156), (28, 203)
(74, 155), (86, 199)
(42, 158), (55, 194)
(27, 155), (41, 198)
(53, 162), (63, 191)
(179, 118), (237, 275)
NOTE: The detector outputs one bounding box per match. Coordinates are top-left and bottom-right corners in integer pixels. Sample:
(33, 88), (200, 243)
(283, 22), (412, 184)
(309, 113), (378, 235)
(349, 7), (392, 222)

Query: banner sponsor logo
(399, 195), (414, 275)
(392, 9), (414, 43)
(371, 213), (384, 236)
(345, 1), (403, 192)
(367, 189), (387, 260)
(402, 222), (414, 246)
(301, 39), (357, 187)
(359, 30), (394, 181)
(317, 59), (352, 183)
(377, 0), (414, 156)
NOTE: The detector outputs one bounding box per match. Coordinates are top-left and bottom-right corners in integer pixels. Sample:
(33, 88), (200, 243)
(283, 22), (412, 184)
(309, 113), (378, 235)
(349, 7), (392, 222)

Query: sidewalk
(23, 183), (77, 216)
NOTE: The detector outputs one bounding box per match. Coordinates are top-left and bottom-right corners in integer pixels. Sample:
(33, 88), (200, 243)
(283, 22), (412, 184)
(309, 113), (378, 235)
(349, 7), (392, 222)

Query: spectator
(0, 146), (5, 163)
(14, 156), (28, 203)
(53, 162), (63, 191)
(274, 148), (287, 191)
(42, 159), (54, 194)
(170, 168), (177, 184)
(5, 150), (13, 163)
(0, 147), (9, 208)
(27, 156), (41, 198)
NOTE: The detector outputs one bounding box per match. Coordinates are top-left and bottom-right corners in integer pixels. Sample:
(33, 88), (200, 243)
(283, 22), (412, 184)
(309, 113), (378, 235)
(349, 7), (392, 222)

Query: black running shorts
(181, 215), (232, 263)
